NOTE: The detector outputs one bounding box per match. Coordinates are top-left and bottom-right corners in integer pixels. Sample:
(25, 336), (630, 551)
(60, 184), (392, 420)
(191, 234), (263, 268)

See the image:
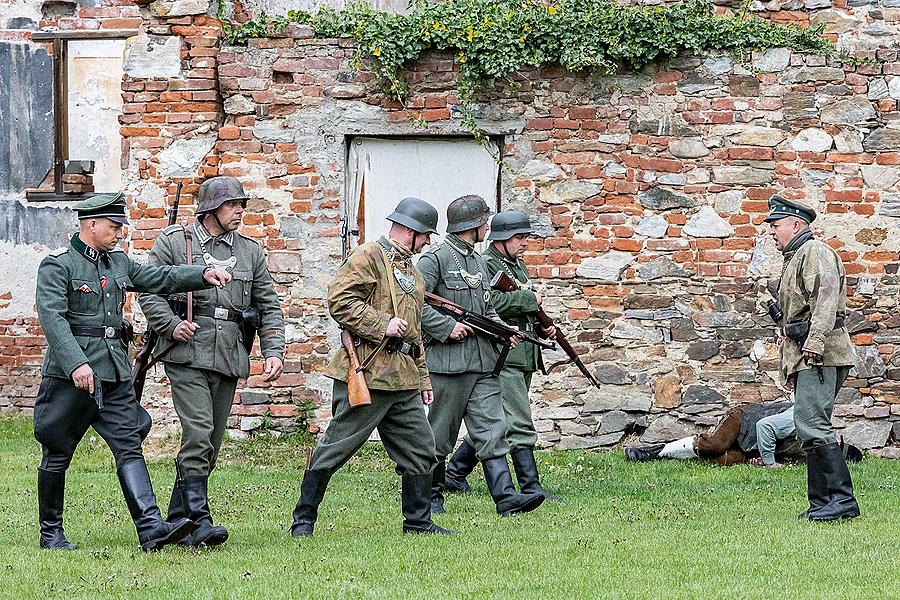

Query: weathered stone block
(683, 206), (735, 238)
(820, 97), (876, 125)
(638, 256), (689, 281)
(640, 416), (699, 444)
(123, 34), (182, 79)
(790, 128), (833, 152)
(637, 187), (694, 210)
(582, 385), (652, 413)
(668, 139), (709, 159)
(839, 420), (892, 448)
(682, 384), (726, 405)
(712, 166), (772, 185)
(149, 0), (210, 17)
(654, 374), (682, 408)
(593, 363), (631, 385)
(576, 251), (632, 281)
(864, 129), (900, 151)
(687, 341), (721, 361)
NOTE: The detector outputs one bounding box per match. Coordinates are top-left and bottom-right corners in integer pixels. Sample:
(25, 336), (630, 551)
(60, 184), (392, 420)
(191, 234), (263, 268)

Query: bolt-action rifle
(424, 291), (555, 376)
(339, 178), (372, 408)
(131, 182), (183, 399)
(490, 271), (600, 388)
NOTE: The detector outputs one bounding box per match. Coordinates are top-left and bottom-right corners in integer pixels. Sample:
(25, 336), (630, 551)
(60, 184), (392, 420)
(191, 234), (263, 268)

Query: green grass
(0, 415), (897, 599)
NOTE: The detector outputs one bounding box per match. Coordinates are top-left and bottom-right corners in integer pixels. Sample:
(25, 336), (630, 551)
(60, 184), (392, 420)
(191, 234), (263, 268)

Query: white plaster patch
(156, 134), (217, 178)
(123, 34), (183, 79)
(0, 240), (47, 318)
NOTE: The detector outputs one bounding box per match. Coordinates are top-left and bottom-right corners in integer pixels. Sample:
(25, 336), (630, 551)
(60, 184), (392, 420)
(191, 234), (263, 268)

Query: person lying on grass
(625, 401), (862, 467)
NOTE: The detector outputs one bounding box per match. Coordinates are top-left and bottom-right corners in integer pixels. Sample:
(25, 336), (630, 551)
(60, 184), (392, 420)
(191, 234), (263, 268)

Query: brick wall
(2, 0), (899, 455)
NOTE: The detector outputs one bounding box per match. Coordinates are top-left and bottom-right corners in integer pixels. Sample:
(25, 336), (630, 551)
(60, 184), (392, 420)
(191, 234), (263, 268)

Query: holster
(121, 320), (134, 346)
(167, 295), (189, 320)
(240, 307), (259, 354)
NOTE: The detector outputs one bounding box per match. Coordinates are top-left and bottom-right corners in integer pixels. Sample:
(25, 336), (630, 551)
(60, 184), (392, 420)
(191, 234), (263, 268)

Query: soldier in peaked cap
(34, 193), (232, 551)
(444, 211), (559, 502)
(418, 196), (545, 518)
(765, 194), (859, 521)
(290, 196), (456, 537)
(138, 176), (285, 547)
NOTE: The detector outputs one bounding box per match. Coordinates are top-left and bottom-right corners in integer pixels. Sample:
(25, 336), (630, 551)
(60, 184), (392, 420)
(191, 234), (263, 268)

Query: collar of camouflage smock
(382, 236), (414, 260)
(193, 220), (234, 246)
(70, 233), (107, 264)
(446, 234), (475, 256)
(781, 228), (814, 257)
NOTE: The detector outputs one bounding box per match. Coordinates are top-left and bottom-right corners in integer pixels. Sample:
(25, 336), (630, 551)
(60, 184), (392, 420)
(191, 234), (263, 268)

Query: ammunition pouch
(766, 300), (783, 324)
(167, 295), (189, 320)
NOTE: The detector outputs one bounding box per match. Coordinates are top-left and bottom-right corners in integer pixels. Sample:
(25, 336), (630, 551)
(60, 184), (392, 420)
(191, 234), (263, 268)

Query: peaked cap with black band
(765, 195), (817, 224)
(73, 192), (129, 224)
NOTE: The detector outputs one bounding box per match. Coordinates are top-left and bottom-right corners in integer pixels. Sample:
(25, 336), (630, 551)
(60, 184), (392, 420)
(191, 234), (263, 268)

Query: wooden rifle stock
(490, 271), (600, 388)
(341, 330), (372, 407)
(131, 182), (183, 399)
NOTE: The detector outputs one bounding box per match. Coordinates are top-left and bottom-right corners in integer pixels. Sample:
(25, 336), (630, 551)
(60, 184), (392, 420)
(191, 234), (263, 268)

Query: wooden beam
(31, 29), (139, 41)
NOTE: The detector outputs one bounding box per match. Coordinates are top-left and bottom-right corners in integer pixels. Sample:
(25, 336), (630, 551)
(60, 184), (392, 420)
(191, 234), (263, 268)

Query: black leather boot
(797, 450), (829, 519)
(291, 469), (331, 537)
(511, 448), (560, 502)
(625, 444), (665, 462)
(402, 473), (459, 535)
(809, 442), (860, 521)
(445, 441), (477, 494)
(117, 459), (195, 552)
(38, 468), (77, 550)
(182, 476), (229, 546)
(430, 460), (447, 515)
(482, 457), (544, 517)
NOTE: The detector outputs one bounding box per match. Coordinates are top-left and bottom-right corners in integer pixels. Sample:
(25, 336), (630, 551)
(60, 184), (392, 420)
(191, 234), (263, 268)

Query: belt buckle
(104, 326), (117, 339)
(214, 307), (229, 320)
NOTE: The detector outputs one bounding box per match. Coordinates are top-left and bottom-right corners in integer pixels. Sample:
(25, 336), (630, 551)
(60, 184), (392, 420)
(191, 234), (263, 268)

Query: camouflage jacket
(418, 235), (504, 374)
(37, 234), (209, 382)
(777, 237), (855, 380)
(325, 237), (430, 392)
(138, 221), (285, 380)
(482, 245), (543, 372)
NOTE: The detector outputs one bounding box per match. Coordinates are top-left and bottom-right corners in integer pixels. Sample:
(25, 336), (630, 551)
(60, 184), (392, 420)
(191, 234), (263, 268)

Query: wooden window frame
(25, 29), (137, 202)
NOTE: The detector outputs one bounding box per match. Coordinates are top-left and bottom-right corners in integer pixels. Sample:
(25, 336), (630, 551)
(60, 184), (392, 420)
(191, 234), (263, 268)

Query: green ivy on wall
(222, 0), (837, 140)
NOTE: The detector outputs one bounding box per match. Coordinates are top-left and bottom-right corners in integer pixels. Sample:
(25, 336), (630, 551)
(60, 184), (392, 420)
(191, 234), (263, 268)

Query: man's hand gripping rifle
(424, 291), (555, 376)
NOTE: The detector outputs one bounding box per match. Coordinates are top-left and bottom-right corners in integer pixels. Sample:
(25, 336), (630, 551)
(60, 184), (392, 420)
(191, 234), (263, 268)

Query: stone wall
(209, 24), (900, 454)
(1, 0), (898, 456)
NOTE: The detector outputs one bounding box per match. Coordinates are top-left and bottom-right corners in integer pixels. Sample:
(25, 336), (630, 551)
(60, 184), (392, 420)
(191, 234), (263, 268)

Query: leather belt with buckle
(386, 339), (421, 359)
(193, 306), (243, 322)
(71, 325), (123, 339)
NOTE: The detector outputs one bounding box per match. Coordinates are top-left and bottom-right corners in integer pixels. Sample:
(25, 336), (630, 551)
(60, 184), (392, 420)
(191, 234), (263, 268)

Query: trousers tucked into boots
(402, 473), (458, 535)
(445, 441), (477, 494)
(430, 460), (447, 515)
(117, 459), (194, 551)
(168, 476), (229, 546)
(482, 457), (544, 517)
(808, 442), (860, 521)
(798, 449), (829, 519)
(510, 448), (560, 502)
(291, 469), (331, 537)
(38, 468), (77, 550)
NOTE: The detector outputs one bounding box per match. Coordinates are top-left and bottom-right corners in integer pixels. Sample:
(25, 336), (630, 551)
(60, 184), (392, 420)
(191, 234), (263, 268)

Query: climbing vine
(221, 0), (839, 141)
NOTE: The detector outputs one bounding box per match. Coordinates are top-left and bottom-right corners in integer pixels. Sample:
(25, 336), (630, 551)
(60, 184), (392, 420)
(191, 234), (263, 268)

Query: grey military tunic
(418, 235), (510, 461)
(138, 221), (285, 476)
(35, 233), (209, 471)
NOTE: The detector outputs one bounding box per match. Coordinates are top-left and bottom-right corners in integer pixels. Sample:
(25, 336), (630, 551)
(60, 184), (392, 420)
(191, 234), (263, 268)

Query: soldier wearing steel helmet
(418, 196), (545, 518)
(444, 211), (559, 502)
(765, 194), (858, 521)
(290, 196), (456, 537)
(138, 176), (285, 546)
(34, 192), (232, 551)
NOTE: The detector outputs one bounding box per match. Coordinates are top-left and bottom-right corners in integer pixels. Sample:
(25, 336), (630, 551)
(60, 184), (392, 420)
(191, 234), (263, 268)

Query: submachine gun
(423, 291), (555, 376)
(490, 271), (600, 389)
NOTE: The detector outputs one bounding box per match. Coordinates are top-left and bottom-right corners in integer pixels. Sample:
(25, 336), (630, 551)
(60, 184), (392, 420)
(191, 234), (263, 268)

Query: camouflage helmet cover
(196, 176), (250, 214)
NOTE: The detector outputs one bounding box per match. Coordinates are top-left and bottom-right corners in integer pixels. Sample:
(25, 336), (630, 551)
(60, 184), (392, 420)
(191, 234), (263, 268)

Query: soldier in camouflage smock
(444, 211), (559, 502)
(290, 197), (454, 537)
(34, 193), (231, 552)
(766, 195), (859, 521)
(419, 196), (544, 518)
(139, 176), (285, 546)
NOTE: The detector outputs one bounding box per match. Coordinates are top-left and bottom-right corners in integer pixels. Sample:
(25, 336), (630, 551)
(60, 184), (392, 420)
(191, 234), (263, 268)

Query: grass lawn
(0, 415), (897, 599)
